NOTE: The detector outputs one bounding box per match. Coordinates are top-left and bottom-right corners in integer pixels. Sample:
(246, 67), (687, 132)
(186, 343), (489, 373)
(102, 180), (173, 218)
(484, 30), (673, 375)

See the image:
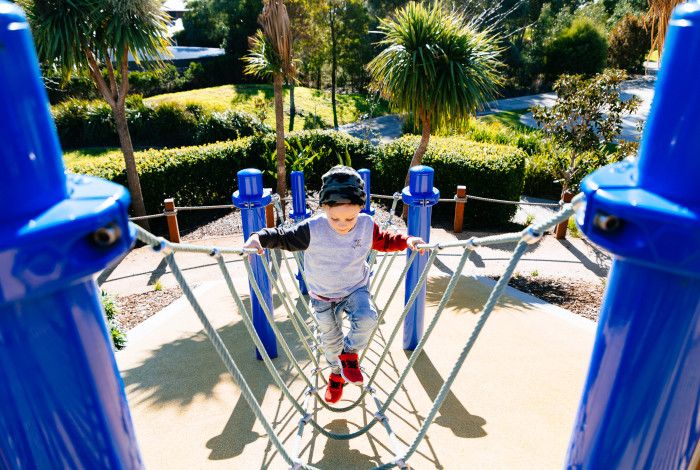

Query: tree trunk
(84, 47), (148, 226)
(113, 104), (149, 226)
(273, 73), (287, 204)
(402, 110), (431, 219)
(330, 6), (339, 129)
(288, 81), (296, 132)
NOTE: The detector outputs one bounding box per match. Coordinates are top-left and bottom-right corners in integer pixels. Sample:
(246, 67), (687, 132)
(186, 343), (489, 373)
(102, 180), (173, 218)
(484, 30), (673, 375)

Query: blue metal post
(0, 2), (141, 467)
(289, 171), (311, 294)
(233, 169), (277, 360)
(567, 2), (700, 467)
(358, 169), (375, 216)
(402, 166), (439, 350)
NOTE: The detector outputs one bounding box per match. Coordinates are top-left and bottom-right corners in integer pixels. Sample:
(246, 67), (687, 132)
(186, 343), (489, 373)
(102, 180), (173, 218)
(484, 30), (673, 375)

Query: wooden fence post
(555, 190), (574, 239)
(266, 204), (275, 228)
(454, 185), (467, 233)
(265, 188), (275, 228)
(164, 198), (180, 243)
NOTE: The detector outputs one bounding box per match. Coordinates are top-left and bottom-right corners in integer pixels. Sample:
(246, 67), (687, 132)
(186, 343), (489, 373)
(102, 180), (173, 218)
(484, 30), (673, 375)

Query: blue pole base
(0, 175), (138, 468)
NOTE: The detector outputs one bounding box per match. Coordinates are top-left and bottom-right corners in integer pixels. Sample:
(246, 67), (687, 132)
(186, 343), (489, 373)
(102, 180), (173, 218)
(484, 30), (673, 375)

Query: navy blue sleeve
(256, 220), (311, 252)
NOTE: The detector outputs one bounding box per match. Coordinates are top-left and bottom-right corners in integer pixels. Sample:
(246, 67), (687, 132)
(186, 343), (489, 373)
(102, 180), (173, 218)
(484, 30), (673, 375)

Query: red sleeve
(372, 222), (409, 252)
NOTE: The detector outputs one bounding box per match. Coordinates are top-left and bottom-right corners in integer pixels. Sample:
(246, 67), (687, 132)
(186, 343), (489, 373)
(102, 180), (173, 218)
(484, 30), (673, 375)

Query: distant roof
(162, 0), (188, 12)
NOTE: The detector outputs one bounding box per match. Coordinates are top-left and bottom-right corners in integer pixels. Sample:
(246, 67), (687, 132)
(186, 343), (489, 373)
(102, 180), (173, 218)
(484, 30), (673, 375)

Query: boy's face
(323, 204), (361, 234)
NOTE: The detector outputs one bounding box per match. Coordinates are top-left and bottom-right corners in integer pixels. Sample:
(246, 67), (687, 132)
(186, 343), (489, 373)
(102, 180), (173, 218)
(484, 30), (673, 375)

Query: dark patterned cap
(318, 165), (366, 206)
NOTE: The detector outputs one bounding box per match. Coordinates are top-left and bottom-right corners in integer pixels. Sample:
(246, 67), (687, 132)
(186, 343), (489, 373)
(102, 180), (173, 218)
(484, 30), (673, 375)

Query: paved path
(338, 76), (656, 144)
(116, 244), (596, 469)
(516, 76), (656, 141)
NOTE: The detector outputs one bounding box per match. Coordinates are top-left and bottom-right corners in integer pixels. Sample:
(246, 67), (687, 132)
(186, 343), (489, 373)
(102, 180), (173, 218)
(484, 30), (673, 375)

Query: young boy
(243, 166), (425, 403)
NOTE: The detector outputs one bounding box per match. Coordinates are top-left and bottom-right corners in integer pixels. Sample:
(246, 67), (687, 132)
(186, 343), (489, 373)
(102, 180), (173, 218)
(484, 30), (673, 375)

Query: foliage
(374, 136), (526, 227)
(101, 291), (127, 351)
(607, 0), (649, 26)
(544, 18), (608, 78)
(174, 0), (228, 47)
(608, 14), (652, 74)
(531, 69), (640, 191)
(302, 112), (330, 129)
(53, 97), (271, 148)
(244, 29), (285, 80)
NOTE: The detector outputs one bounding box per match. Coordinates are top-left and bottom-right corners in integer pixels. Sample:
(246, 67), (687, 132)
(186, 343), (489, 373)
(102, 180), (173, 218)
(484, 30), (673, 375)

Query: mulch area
(115, 287), (185, 331)
(492, 274), (604, 321)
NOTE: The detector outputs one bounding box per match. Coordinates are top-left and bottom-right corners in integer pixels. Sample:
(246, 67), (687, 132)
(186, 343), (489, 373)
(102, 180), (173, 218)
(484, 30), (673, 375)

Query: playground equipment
(1, 0), (699, 467)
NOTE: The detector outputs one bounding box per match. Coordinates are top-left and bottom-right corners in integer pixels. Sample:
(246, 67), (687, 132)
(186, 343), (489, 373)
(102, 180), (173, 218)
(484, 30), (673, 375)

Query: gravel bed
(116, 287), (185, 331)
(492, 274), (604, 321)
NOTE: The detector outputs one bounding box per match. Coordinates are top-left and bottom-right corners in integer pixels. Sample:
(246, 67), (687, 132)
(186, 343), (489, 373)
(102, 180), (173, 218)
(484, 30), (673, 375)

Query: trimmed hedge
(67, 130), (375, 215)
(373, 136), (526, 227)
(67, 131), (525, 227)
(53, 97), (270, 149)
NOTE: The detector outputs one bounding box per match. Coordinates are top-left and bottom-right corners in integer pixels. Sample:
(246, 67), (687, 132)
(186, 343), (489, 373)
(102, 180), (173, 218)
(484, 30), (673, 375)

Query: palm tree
(367, 1), (503, 189)
(648, 0), (686, 58)
(244, 0), (296, 201)
(20, 0), (170, 221)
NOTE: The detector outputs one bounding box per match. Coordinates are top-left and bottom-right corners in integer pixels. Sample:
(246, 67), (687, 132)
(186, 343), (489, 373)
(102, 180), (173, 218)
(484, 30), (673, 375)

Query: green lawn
(63, 147), (123, 167)
(145, 84), (389, 129)
(478, 109), (534, 131)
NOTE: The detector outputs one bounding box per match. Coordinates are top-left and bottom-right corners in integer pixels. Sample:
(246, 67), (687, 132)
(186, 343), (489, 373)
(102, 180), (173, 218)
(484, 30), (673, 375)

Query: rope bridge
(132, 192), (583, 469)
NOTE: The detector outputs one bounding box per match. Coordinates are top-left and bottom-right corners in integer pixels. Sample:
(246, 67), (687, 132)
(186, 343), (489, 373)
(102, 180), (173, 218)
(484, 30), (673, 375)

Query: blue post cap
(0, 1), (68, 223)
(290, 171), (311, 220)
(402, 165), (440, 206)
(232, 168), (272, 208)
(358, 169), (375, 215)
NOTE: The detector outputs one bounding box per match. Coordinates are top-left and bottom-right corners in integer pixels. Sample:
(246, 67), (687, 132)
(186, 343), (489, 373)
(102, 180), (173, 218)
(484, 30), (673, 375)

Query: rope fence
(129, 192), (583, 469)
(131, 185), (570, 244)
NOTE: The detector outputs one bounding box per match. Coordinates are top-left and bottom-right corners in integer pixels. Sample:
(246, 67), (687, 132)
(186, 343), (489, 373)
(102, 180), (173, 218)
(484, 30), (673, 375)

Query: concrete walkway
(116, 245), (596, 469)
(338, 76), (656, 144)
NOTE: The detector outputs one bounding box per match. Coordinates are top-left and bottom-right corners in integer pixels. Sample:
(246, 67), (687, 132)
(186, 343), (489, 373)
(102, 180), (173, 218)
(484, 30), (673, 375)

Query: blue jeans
(310, 286), (377, 372)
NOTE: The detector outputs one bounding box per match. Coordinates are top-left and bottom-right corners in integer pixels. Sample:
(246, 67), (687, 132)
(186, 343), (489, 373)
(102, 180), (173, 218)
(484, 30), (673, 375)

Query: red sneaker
(325, 373), (345, 403)
(339, 352), (363, 385)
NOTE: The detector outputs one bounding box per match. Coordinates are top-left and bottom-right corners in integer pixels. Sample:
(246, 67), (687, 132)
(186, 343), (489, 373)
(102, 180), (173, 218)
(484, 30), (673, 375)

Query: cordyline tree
(20, 0), (171, 221)
(648, 0), (686, 58)
(244, 0), (296, 201)
(367, 1), (503, 190)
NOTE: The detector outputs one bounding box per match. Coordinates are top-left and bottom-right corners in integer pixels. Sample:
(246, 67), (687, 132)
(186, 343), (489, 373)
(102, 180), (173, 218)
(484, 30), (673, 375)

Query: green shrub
(544, 18), (608, 79)
(373, 136), (526, 227)
(67, 130), (525, 226)
(101, 291), (126, 351)
(523, 152), (563, 199)
(608, 14), (651, 74)
(67, 130), (375, 214)
(303, 112), (331, 130)
(53, 98), (270, 149)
